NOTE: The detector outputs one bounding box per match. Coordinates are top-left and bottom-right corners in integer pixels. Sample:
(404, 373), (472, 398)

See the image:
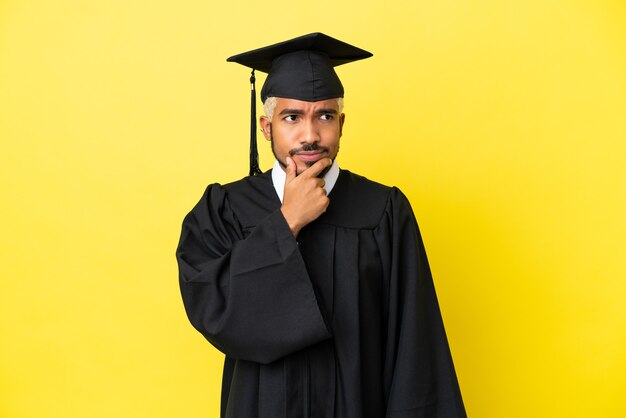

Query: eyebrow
(278, 108), (339, 116)
(279, 108), (305, 116)
(314, 108), (338, 115)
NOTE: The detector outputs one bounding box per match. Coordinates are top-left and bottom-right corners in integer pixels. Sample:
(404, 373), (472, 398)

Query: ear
(259, 116), (272, 140)
(339, 113), (346, 137)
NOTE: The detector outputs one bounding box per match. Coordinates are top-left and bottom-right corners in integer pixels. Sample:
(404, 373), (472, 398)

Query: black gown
(176, 169), (466, 418)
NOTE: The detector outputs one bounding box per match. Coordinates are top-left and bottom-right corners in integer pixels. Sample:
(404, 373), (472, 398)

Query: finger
(285, 157), (296, 183)
(300, 158), (332, 178)
(321, 196), (330, 210)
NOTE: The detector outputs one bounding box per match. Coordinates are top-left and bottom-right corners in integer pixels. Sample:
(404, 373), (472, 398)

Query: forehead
(274, 97), (339, 111)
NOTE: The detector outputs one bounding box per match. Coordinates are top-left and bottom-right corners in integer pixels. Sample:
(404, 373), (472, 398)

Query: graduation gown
(176, 169), (466, 418)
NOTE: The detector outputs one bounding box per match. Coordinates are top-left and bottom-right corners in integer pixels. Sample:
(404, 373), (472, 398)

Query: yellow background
(1, 0), (625, 417)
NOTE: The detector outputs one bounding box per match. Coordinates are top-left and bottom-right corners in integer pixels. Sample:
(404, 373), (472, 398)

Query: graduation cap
(227, 33), (373, 176)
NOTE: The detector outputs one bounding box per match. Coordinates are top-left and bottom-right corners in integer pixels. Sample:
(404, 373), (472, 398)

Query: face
(260, 98), (345, 176)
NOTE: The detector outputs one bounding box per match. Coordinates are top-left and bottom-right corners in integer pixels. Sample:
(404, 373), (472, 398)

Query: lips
(295, 152), (324, 162)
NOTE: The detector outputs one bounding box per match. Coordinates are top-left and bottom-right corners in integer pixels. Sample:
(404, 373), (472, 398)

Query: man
(176, 33), (466, 418)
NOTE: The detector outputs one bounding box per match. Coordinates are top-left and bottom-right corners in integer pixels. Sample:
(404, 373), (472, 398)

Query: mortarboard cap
(227, 33), (373, 175)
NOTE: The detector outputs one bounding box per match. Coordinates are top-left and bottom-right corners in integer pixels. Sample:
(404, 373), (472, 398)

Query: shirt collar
(271, 159), (340, 203)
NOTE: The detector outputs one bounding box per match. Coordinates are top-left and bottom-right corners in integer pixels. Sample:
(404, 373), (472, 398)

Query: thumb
(285, 157), (296, 183)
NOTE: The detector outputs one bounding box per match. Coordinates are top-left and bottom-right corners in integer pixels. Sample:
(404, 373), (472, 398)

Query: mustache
(289, 143), (329, 156)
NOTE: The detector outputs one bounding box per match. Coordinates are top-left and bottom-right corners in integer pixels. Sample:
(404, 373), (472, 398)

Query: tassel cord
(249, 69), (262, 176)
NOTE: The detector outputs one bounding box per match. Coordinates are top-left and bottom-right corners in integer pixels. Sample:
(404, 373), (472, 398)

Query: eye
(320, 113), (334, 121)
(284, 115), (298, 122)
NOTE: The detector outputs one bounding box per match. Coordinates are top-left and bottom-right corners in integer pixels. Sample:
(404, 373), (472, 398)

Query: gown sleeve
(380, 188), (466, 418)
(176, 184), (331, 365)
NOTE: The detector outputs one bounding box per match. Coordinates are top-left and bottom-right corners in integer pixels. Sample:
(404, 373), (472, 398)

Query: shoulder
(221, 170), (273, 195)
(320, 170), (410, 229)
(215, 170), (279, 228)
(338, 170), (392, 195)
(188, 170), (276, 220)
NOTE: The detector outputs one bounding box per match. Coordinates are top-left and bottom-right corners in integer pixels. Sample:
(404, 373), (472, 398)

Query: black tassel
(249, 69), (262, 176)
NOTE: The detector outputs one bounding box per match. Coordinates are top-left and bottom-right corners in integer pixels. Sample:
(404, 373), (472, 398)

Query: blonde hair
(263, 97), (344, 121)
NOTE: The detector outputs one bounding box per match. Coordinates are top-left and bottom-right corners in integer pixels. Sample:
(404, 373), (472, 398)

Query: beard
(270, 128), (338, 177)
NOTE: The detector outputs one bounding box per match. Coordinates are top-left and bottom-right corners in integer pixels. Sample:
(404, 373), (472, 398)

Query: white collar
(271, 159), (340, 203)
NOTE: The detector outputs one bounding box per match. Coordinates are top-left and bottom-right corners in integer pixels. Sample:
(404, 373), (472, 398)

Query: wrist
(280, 207), (302, 238)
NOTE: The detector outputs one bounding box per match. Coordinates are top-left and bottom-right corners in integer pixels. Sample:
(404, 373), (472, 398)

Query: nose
(301, 118), (320, 144)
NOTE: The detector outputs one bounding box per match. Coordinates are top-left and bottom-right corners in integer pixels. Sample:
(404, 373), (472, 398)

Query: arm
(176, 184), (331, 365)
(381, 188), (466, 417)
